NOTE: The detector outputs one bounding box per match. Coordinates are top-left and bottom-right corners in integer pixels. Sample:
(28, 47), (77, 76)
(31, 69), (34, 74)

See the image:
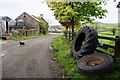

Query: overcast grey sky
(0, 0), (119, 26)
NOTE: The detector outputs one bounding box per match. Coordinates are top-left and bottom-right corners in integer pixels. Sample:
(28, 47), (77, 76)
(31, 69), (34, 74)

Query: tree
(46, 0), (107, 39)
(111, 28), (117, 35)
(33, 15), (49, 34)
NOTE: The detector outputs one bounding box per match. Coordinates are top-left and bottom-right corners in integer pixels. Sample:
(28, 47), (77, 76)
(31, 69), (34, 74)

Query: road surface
(1, 34), (64, 78)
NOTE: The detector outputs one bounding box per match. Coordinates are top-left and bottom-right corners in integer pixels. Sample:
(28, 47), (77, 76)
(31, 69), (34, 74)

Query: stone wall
(26, 29), (39, 36)
(17, 29), (39, 36)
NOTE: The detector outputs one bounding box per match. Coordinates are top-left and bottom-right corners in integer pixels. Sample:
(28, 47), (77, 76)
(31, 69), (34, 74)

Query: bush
(111, 28), (117, 36)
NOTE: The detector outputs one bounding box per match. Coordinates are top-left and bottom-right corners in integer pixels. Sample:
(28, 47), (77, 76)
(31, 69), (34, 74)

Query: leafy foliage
(46, 0), (108, 33)
(32, 15), (49, 34)
(38, 18), (49, 34)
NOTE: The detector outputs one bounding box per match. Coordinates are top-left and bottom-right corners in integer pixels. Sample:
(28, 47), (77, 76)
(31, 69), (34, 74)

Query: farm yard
(1, 0), (120, 79)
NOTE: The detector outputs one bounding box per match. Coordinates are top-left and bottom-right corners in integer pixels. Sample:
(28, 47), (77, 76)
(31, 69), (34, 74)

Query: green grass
(9, 34), (50, 40)
(97, 29), (117, 55)
(52, 35), (120, 79)
(97, 25), (120, 35)
(52, 35), (86, 78)
(99, 23), (118, 28)
(97, 38), (115, 55)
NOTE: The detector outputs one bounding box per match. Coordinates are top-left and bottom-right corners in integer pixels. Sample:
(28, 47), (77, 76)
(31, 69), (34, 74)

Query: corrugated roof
(0, 16), (11, 21)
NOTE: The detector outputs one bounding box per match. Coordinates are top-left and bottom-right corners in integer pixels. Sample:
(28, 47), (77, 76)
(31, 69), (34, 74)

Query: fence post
(63, 31), (67, 39)
(114, 36), (120, 58)
(66, 31), (68, 39)
(26, 30), (27, 36)
(68, 31), (71, 41)
(73, 32), (76, 38)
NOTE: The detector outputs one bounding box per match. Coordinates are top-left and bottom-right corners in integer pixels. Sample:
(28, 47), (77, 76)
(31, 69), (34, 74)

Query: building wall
(16, 29), (38, 36)
(0, 16), (12, 33)
(16, 12), (40, 35)
(0, 20), (6, 33)
(0, 24), (2, 35)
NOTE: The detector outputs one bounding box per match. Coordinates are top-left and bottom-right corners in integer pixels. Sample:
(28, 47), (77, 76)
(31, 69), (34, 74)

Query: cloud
(0, 0), (119, 25)
(0, 0), (60, 25)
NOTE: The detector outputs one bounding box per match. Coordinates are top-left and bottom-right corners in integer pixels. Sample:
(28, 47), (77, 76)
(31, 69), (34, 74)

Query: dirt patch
(48, 49), (69, 78)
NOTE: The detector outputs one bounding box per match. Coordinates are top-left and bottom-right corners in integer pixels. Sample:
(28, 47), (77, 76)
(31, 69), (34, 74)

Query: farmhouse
(9, 12), (49, 36)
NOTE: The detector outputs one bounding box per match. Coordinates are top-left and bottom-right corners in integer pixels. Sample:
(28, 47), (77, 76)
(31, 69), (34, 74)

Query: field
(97, 25), (120, 55)
(52, 24), (120, 79)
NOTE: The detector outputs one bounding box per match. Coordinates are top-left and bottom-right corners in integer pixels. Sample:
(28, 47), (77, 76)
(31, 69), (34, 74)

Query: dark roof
(0, 16), (11, 21)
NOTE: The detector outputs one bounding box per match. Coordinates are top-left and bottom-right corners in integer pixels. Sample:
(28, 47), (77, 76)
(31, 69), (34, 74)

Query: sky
(0, 0), (119, 26)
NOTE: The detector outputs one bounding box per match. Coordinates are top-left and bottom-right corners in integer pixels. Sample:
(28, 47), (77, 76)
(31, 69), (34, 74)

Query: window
(24, 15), (26, 17)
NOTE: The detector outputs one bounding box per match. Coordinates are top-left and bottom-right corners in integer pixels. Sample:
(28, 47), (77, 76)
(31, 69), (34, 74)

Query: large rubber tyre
(77, 53), (114, 77)
(71, 26), (98, 59)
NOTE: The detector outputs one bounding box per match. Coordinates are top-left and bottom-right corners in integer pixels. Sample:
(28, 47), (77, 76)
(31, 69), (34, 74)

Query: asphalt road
(2, 33), (64, 78)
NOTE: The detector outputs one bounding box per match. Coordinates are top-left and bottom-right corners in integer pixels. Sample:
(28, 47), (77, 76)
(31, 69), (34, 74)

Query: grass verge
(52, 35), (85, 78)
(9, 34), (50, 40)
(52, 35), (120, 79)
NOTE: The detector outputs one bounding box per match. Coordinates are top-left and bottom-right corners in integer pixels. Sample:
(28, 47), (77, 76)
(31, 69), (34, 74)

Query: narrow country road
(2, 34), (63, 78)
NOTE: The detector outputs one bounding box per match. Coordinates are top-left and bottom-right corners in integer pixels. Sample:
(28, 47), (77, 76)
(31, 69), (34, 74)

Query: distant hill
(49, 25), (65, 30)
(99, 23), (118, 27)
(93, 21), (119, 27)
(94, 21), (105, 24)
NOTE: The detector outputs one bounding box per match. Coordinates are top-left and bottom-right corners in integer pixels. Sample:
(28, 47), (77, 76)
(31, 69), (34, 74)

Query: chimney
(40, 14), (43, 18)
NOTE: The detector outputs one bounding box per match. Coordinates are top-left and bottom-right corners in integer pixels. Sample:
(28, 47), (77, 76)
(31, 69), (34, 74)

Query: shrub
(111, 28), (117, 36)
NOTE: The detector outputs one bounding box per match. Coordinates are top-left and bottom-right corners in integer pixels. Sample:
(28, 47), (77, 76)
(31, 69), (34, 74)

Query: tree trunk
(65, 26), (69, 32)
(71, 22), (74, 40)
(70, 2), (74, 40)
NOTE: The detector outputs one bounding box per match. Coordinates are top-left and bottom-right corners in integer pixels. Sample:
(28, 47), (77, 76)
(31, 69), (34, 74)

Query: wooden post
(66, 31), (68, 39)
(73, 32), (76, 38)
(114, 36), (120, 58)
(68, 31), (71, 41)
(63, 31), (67, 39)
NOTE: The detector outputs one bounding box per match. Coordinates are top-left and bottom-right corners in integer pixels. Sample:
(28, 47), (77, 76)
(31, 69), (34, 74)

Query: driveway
(1, 34), (65, 78)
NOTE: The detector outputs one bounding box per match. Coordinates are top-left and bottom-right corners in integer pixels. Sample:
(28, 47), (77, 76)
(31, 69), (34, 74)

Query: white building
(0, 16), (12, 33)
